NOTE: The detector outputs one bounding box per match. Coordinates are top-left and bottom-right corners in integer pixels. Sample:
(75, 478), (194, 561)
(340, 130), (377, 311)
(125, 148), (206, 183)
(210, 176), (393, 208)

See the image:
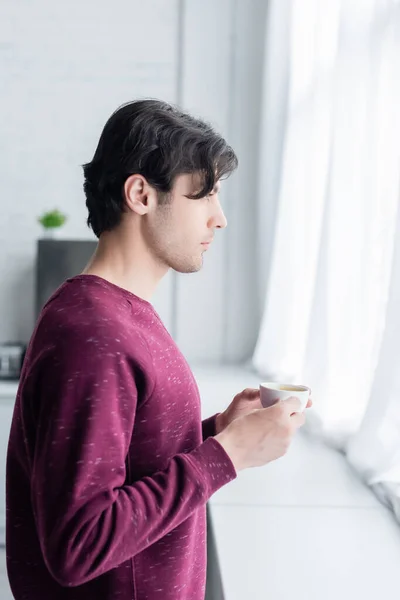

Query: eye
(201, 188), (219, 201)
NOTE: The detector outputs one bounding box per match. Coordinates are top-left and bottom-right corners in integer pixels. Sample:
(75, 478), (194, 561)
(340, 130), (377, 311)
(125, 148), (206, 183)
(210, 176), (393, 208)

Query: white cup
(259, 382), (311, 413)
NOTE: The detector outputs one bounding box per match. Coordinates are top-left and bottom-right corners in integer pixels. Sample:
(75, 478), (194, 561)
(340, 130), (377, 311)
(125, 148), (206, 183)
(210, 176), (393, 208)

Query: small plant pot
(41, 227), (64, 239)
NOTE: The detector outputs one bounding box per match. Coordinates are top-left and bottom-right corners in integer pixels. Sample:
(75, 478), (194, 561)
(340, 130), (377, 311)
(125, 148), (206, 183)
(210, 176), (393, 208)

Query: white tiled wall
(0, 0), (178, 344)
(0, 0), (267, 363)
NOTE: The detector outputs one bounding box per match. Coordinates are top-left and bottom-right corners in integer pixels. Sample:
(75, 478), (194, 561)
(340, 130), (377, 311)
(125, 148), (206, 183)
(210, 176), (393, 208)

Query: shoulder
(22, 294), (156, 405)
(29, 278), (153, 373)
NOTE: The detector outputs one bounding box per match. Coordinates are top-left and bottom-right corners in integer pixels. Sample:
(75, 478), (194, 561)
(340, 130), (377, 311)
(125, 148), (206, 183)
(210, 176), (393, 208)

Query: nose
(209, 200), (228, 230)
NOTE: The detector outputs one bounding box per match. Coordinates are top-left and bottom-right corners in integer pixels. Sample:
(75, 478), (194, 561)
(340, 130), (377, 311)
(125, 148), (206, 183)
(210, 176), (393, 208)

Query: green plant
(38, 209), (67, 229)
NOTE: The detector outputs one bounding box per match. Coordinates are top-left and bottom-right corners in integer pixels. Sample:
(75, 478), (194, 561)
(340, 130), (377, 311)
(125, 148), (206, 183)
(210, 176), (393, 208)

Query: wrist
(215, 412), (226, 435)
(214, 429), (243, 472)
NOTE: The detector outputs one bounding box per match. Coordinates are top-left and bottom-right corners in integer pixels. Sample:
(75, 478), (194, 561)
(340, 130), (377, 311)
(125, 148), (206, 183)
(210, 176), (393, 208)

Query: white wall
(0, 0), (267, 364)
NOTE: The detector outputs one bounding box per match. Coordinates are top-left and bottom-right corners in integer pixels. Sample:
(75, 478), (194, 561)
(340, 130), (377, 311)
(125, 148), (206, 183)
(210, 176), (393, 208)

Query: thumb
(240, 388), (260, 398)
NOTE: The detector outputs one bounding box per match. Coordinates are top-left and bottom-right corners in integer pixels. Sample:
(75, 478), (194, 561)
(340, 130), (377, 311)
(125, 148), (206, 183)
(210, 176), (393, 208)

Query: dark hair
(82, 99), (238, 237)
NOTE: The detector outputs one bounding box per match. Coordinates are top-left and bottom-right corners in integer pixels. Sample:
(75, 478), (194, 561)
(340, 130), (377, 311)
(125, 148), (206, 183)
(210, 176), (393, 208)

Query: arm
(30, 331), (236, 587)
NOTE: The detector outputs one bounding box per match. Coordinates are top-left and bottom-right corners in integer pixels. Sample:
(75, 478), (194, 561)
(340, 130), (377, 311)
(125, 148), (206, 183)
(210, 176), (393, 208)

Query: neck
(82, 223), (168, 302)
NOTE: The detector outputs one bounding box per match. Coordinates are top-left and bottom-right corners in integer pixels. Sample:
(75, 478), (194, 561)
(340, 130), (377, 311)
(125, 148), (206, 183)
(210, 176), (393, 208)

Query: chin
(170, 257), (203, 274)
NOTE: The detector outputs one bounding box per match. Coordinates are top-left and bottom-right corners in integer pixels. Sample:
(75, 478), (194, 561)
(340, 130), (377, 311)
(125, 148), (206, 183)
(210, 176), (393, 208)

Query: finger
(242, 388), (260, 398)
(281, 396), (302, 413)
(306, 398), (313, 408)
(290, 411), (306, 428)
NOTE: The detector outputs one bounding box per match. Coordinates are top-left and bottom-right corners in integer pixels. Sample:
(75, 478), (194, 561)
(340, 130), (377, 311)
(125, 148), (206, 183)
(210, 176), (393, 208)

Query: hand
(215, 388), (262, 434)
(215, 388), (313, 434)
(215, 396), (308, 472)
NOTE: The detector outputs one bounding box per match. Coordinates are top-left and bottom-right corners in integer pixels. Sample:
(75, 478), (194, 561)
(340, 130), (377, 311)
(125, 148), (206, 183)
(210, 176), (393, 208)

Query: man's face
(143, 173), (227, 273)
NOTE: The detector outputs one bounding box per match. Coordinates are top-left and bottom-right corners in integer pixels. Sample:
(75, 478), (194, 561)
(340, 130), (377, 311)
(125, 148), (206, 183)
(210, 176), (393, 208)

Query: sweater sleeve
(29, 330), (236, 588)
(202, 414), (220, 440)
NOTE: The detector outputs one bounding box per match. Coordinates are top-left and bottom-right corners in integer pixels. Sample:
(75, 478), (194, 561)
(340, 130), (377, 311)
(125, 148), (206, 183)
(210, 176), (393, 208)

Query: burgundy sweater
(6, 274), (236, 600)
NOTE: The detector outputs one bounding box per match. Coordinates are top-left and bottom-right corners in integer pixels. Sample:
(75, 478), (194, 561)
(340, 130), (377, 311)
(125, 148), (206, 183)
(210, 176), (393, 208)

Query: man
(6, 99), (311, 600)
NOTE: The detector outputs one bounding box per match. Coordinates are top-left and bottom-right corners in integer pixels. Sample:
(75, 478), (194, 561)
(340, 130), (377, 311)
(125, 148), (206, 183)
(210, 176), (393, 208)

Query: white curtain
(253, 0), (400, 519)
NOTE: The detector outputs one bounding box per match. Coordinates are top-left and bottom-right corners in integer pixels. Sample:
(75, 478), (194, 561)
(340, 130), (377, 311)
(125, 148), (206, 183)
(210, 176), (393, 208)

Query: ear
(124, 174), (151, 216)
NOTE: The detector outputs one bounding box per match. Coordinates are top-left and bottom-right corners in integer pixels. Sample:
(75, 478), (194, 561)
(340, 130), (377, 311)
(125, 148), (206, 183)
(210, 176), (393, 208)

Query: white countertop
(193, 365), (400, 600)
(0, 381), (18, 399)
